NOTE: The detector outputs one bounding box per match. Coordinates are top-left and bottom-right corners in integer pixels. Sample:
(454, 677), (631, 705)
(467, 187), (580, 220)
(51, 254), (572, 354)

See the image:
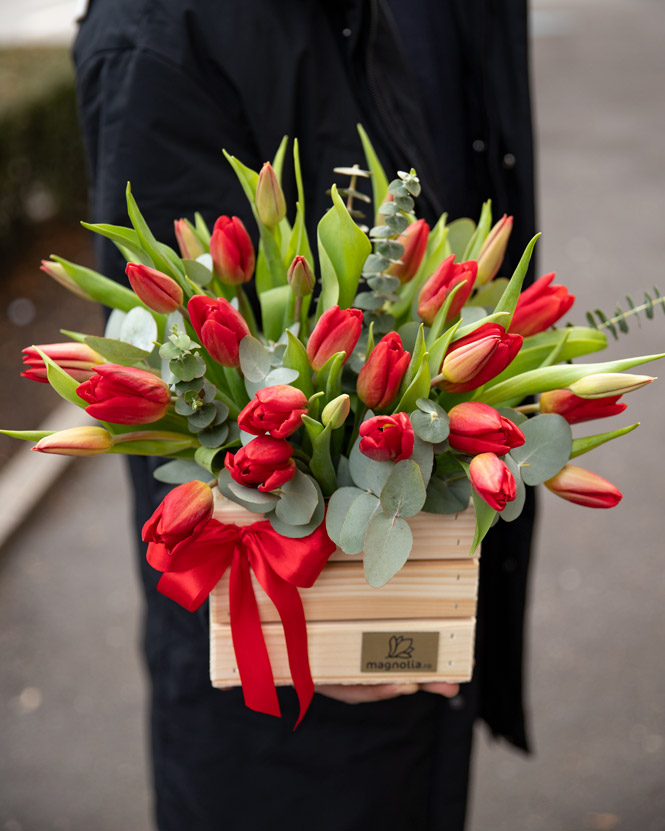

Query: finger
(316, 683), (420, 704)
(419, 681), (460, 698)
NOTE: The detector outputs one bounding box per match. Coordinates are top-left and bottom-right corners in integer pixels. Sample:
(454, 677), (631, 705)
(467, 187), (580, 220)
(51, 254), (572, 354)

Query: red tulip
(126, 262), (183, 313)
(174, 218), (205, 260)
(417, 255), (477, 324)
(32, 426), (114, 456)
(356, 332), (410, 410)
(539, 389), (627, 424)
(209, 216), (255, 285)
(359, 412), (414, 463)
(387, 218), (430, 284)
(544, 464), (622, 508)
(225, 436), (296, 492)
(306, 305), (363, 371)
(76, 364), (171, 424)
(510, 272), (575, 336)
(143, 480), (214, 555)
(21, 342), (104, 383)
(188, 295), (250, 368)
(255, 161), (287, 228)
(468, 452), (516, 511)
(448, 401), (525, 455)
(437, 323), (522, 393)
(238, 384), (308, 439)
(475, 214), (513, 286)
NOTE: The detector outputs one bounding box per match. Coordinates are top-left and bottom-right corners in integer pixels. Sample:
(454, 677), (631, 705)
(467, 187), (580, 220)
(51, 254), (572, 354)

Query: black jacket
(74, 2), (536, 827)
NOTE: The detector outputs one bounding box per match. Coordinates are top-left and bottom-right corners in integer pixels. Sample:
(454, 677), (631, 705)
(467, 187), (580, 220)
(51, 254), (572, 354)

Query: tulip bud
(40, 259), (92, 301)
(359, 412), (414, 463)
(306, 305), (363, 371)
(125, 263), (184, 313)
(475, 214), (513, 286)
(188, 295), (250, 368)
(225, 436), (296, 492)
(209, 216), (255, 285)
(143, 480), (214, 554)
(356, 332), (410, 410)
(417, 255), (477, 325)
(287, 256), (315, 297)
(437, 323), (522, 394)
(76, 364), (171, 424)
(321, 394), (350, 429)
(387, 218), (430, 284)
(468, 452), (516, 511)
(33, 426), (115, 456)
(255, 162), (287, 228)
(509, 272), (575, 336)
(21, 342), (104, 383)
(569, 373), (655, 399)
(238, 384), (308, 438)
(174, 218), (205, 260)
(448, 401), (525, 455)
(544, 464), (622, 508)
(539, 389), (627, 424)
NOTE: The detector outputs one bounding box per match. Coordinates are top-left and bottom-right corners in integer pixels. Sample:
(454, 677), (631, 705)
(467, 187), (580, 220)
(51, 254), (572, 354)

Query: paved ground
(1, 1), (664, 829)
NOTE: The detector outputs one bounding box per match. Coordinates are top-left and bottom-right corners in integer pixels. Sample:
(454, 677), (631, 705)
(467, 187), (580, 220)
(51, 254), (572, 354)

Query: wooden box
(210, 497), (478, 687)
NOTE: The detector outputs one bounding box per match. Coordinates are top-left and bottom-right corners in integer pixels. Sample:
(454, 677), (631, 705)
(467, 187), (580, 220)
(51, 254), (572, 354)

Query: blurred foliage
(0, 47), (87, 255)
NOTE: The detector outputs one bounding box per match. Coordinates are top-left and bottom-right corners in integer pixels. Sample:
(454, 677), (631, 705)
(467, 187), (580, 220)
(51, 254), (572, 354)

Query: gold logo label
(360, 632), (439, 673)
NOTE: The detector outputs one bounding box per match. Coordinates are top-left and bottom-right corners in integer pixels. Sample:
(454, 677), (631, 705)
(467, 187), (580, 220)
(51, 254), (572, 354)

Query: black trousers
(130, 457), (477, 831)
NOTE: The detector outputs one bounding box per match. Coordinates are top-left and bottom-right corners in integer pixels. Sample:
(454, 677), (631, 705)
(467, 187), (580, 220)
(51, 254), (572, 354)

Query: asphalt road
(1, 1), (664, 829)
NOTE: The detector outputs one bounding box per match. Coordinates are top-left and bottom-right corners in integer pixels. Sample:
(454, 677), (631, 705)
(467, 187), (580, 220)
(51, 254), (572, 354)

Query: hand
(315, 680), (460, 705)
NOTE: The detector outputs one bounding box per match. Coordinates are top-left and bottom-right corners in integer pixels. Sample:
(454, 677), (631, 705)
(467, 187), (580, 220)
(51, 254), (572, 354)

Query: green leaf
(80, 222), (153, 266)
(468, 487), (497, 555)
(425, 280), (468, 348)
(446, 217), (475, 260)
(170, 353), (206, 382)
(187, 403), (217, 431)
(183, 258), (214, 286)
(363, 513), (413, 587)
(238, 336), (271, 382)
(326, 486), (366, 546)
(394, 353), (431, 414)
(282, 330), (313, 397)
(348, 435), (393, 495)
(401, 324), (426, 391)
(34, 347), (86, 408)
(221, 150), (260, 215)
(84, 336), (151, 365)
(274, 470), (320, 526)
(510, 413), (572, 486)
(153, 459), (210, 484)
(467, 278), (509, 308)
(357, 123), (389, 223)
(194, 445), (229, 475)
(315, 350), (346, 404)
(271, 134), (289, 182)
(196, 422), (230, 448)
(339, 491), (381, 555)
(315, 184), (372, 315)
(125, 183), (184, 281)
(463, 200), (492, 261)
(410, 435), (434, 488)
(570, 422), (640, 459)
(492, 233), (541, 326)
(284, 139), (315, 277)
(427, 321), (462, 378)
(0, 429), (53, 442)
(423, 473), (471, 514)
(379, 459), (427, 518)
(410, 408), (450, 444)
(500, 453), (526, 522)
(258, 285), (292, 343)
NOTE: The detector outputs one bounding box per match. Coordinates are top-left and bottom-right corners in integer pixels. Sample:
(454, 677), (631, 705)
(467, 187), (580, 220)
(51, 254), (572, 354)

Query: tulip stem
(430, 373), (445, 387)
(514, 403), (540, 414)
(177, 305), (191, 324)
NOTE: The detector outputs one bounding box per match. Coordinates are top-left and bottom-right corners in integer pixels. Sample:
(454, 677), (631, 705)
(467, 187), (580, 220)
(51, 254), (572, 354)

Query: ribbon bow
(146, 517), (335, 726)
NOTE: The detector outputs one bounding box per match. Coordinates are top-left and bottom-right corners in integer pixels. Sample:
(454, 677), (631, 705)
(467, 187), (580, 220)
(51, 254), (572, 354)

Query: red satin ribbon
(146, 518), (335, 726)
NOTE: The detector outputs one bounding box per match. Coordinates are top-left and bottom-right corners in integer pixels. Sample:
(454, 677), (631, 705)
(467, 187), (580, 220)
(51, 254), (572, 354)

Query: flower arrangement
(4, 130), (663, 722)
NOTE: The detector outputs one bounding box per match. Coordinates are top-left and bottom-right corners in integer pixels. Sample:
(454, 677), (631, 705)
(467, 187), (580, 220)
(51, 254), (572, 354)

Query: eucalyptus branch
(585, 288), (665, 339)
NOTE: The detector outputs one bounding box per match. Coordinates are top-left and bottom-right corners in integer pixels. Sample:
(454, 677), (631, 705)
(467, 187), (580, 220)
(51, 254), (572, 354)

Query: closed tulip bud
(174, 218), (205, 260)
(539, 389), (627, 424)
(468, 452), (516, 511)
(188, 295), (250, 367)
(437, 323), (522, 393)
(225, 436), (296, 492)
(33, 426), (115, 456)
(321, 394), (351, 429)
(21, 342), (104, 383)
(417, 255), (477, 324)
(448, 401), (525, 455)
(569, 373), (655, 399)
(287, 256), (315, 297)
(544, 464), (622, 508)
(509, 272), (575, 336)
(238, 384), (308, 438)
(306, 305), (363, 371)
(125, 262), (183, 313)
(359, 412), (414, 463)
(356, 332), (410, 410)
(40, 259), (92, 301)
(255, 161), (287, 228)
(76, 364), (171, 424)
(475, 214), (513, 286)
(209, 216), (255, 285)
(387, 218), (430, 284)
(143, 480), (214, 554)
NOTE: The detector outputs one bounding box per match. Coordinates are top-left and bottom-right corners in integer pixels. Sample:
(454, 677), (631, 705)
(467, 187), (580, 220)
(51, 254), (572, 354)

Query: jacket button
(503, 557), (517, 573)
(342, 27), (352, 37)
(472, 139), (486, 152)
(502, 153), (516, 169)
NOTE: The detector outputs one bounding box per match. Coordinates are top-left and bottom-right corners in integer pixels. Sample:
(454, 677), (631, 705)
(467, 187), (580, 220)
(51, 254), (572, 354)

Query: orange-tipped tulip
(539, 390), (627, 424)
(255, 162), (287, 228)
(143, 480), (214, 554)
(21, 342), (104, 383)
(544, 464), (622, 508)
(125, 263), (183, 313)
(475, 214), (513, 286)
(417, 254), (477, 324)
(209, 216), (255, 285)
(174, 218), (205, 260)
(387, 218), (430, 284)
(468, 452), (516, 511)
(76, 365), (171, 425)
(40, 259), (92, 301)
(33, 426), (114, 456)
(356, 332), (410, 410)
(437, 323), (522, 393)
(510, 272), (575, 336)
(569, 373), (655, 399)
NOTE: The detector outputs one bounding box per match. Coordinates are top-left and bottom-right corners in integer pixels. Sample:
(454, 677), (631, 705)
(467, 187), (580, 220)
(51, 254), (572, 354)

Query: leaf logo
(386, 635), (414, 659)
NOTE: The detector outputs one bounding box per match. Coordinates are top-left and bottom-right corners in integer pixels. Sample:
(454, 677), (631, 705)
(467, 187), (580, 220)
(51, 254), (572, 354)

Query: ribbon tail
(229, 548), (281, 719)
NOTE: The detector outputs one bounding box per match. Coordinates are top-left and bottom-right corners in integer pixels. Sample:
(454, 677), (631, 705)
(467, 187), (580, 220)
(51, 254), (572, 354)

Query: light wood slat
(210, 559), (478, 624)
(210, 618), (475, 687)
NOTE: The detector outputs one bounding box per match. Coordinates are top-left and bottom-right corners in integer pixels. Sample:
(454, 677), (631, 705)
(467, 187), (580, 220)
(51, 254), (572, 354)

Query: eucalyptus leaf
(326, 486), (366, 545)
(339, 491), (380, 555)
(353, 292), (386, 311)
(118, 306), (158, 352)
(84, 336), (151, 365)
(363, 253), (391, 274)
(197, 422), (229, 449)
(348, 436), (393, 495)
(497, 407), (528, 426)
(410, 408), (450, 444)
(410, 435), (435, 488)
(423, 474), (471, 514)
(510, 413), (572, 486)
(183, 258), (213, 286)
(367, 274), (401, 294)
(170, 353), (206, 381)
(239, 336), (271, 382)
(363, 513), (413, 588)
(153, 459), (210, 484)
(274, 470), (320, 526)
(187, 403), (217, 431)
(268, 477), (325, 537)
(501, 453), (527, 521)
(380, 459), (427, 518)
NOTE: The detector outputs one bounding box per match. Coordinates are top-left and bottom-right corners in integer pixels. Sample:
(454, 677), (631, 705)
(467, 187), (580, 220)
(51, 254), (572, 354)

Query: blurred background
(0, 0), (663, 829)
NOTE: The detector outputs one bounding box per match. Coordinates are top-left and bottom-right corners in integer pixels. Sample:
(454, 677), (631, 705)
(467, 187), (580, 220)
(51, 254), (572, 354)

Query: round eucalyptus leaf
(183, 258), (213, 286)
(265, 367), (300, 386)
(119, 306), (158, 352)
(393, 194), (414, 212)
(187, 402), (217, 431)
(363, 514), (413, 588)
(366, 274), (401, 294)
(212, 400), (230, 425)
(326, 487), (366, 546)
(197, 422), (229, 448)
(410, 409), (450, 444)
(510, 413), (572, 486)
(384, 214), (409, 234)
(348, 437), (393, 496)
(353, 292), (386, 311)
(415, 397), (446, 417)
(375, 239), (404, 259)
(170, 352), (206, 381)
(274, 470), (320, 526)
(422, 474), (471, 514)
(497, 407), (528, 426)
(379, 459), (427, 518)
(216, 469), (277, 514)
(363, 253), (391, 274)
(268, 477), (325, 538)
(153, 459), (210, 484)
(339, 491), (380, 554)
(500, 453), (526, 522)
(410, 435), (434, 488)
(239, 336), (271, 382)
(175, 397), (196, 416)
